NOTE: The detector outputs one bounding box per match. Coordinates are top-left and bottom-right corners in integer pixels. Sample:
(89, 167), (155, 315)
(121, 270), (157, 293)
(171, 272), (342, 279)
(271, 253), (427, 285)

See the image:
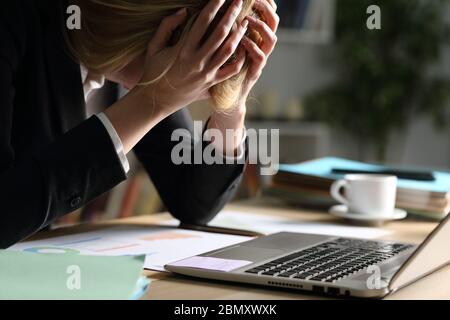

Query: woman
(0, 0), (278, 248)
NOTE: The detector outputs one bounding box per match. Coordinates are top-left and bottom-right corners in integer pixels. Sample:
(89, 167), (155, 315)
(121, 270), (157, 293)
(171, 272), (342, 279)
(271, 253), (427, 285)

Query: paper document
(10, 226), (251, 272)
(208, 211), (391, 239)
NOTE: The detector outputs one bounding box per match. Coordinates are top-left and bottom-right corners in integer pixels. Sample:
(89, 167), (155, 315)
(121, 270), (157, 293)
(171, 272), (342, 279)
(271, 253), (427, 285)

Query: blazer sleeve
(134, 110), (246, 226)
(0, 9), (127, 248)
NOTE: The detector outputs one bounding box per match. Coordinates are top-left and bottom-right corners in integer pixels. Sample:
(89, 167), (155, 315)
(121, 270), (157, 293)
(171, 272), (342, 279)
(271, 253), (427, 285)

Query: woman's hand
(138, 0), (250, 116)
(208, 0), (279, 155)
(239, 0), (279, 103)
(105, 0), (253, 154)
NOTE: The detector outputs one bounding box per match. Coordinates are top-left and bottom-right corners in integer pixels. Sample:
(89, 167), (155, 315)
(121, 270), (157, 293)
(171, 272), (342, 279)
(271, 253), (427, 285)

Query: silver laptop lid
(389, 213), (450, 291)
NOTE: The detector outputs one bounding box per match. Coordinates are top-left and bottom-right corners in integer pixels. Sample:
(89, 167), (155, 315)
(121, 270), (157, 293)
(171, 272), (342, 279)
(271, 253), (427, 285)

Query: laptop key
(279, 271), (297, 278)
(245, 269), (263, 274)
(310, 276), (326, 282)
(296, 271), (318, 280)
(262, 270), (280, 276)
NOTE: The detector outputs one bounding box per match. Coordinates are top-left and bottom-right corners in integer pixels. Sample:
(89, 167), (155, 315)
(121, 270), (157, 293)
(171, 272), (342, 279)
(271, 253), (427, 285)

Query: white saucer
(329, 205), (408, 223)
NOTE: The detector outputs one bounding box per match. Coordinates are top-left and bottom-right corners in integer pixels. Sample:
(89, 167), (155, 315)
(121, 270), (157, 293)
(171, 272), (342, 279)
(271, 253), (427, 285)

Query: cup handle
(330, 180), (349, 206)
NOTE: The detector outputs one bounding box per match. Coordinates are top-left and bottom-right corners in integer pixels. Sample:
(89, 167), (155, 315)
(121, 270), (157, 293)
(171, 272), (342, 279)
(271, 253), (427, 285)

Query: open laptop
(166, 213), (450, 298)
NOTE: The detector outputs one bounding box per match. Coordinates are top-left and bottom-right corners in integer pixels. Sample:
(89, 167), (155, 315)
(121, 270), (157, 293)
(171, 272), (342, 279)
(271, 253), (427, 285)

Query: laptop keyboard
(245, 238), (414, 283)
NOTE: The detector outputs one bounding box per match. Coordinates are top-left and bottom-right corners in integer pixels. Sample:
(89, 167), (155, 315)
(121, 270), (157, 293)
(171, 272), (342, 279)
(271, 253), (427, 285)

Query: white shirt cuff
(205, 127), (247, 162)
(96, 113), (130, 174)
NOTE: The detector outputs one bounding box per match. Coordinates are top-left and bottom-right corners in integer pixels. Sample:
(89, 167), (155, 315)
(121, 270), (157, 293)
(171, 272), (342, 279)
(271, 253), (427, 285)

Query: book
(133, 173), (163, 216)
(264, 183), (337, 209)
(278, 157), (450, 195)
(271, 157), (450, 220)
(120, 176), (143, 219)
(81, 192), (110, 223)
(304, 0), (328, 31)
(54, 170), (164, 227)
(294, 0), (311, 29)
(104, 180), (129, 221)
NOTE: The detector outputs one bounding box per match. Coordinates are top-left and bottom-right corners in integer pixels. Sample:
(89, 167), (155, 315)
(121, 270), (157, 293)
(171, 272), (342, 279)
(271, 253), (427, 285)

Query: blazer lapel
(41, 0), (86, 134)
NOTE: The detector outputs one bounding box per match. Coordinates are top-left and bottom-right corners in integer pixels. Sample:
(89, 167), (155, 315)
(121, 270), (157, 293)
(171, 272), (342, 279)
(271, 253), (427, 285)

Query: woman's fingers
(209, 19), (248, 71)
(213, 45), (247, 84)
(246, 15), (277, 55)
(186, 0), (226, 50)
(241, 35), (266, 81)
(253, 0), (280, 33)
(201, 0), (244, 58)
(265, 0), (277, 11)
(147, 8), (188, 56)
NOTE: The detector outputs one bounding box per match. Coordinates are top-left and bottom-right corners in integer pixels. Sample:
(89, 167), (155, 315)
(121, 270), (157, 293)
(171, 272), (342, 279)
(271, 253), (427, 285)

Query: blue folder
(279, 157), (450, 194)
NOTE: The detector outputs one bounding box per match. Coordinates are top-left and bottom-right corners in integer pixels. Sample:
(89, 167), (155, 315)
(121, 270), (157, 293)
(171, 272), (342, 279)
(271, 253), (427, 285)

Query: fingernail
(242, 20), (249, 29)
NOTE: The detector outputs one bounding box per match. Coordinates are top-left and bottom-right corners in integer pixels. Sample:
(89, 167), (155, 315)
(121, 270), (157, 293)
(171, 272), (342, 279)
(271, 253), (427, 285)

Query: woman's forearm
(208, 105), (247, 156)
(106, 85), (248, 157)
(104, 87), (170, 154)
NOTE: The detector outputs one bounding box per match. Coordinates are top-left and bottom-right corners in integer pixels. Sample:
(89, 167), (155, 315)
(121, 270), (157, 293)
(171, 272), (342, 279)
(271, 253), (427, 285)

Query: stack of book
(57, 171), (163, 226)
(278, 0), (333, 32)
(266, 158), (450, 220)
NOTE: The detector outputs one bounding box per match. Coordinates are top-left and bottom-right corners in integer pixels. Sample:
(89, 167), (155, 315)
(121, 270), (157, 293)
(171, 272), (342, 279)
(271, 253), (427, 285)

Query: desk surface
(31, 198), (449, 300)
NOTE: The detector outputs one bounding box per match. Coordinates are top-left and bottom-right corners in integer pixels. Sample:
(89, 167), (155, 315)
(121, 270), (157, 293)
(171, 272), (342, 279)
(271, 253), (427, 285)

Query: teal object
(279, 157), (450, 194)
(24, 247), (80, 255)
(0, 250), (147, 300)
(129, 277), (151, 300)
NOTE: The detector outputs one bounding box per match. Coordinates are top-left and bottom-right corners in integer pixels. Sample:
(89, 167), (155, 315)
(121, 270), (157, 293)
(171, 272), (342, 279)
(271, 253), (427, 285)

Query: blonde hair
(67, 0), (260, 112)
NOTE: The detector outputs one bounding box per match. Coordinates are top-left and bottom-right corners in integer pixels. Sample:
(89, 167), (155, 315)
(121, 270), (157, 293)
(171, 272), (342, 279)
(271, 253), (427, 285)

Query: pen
(179, 224), (264, 238)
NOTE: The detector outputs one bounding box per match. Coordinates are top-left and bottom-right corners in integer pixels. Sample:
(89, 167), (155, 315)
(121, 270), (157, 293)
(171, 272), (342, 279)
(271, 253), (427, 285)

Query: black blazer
(0, 0), (245, 248)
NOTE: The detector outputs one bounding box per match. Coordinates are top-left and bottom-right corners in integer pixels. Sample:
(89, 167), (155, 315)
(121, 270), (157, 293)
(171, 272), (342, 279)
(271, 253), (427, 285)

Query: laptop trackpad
(207, 246), (284, 263)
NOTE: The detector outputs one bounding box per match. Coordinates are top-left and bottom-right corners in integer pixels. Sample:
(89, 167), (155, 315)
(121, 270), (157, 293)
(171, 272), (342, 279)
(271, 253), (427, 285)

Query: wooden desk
(30, 198), (450, 300)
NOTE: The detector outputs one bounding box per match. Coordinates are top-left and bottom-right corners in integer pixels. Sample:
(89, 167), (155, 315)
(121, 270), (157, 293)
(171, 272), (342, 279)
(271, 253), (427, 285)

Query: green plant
(305, 0), (450, 160)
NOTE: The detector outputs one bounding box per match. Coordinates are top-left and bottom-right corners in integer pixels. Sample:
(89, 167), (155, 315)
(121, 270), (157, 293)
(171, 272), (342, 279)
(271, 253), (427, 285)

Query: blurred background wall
(246, 0), (450, 170)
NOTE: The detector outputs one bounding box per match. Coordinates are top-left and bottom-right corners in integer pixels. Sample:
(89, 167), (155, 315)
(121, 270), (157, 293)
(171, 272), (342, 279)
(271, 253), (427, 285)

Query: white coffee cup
(330, 174), (398, 217)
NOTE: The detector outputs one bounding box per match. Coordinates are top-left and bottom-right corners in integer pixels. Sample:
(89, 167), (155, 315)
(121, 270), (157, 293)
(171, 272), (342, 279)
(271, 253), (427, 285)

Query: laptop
(166, 213), (450, 298)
